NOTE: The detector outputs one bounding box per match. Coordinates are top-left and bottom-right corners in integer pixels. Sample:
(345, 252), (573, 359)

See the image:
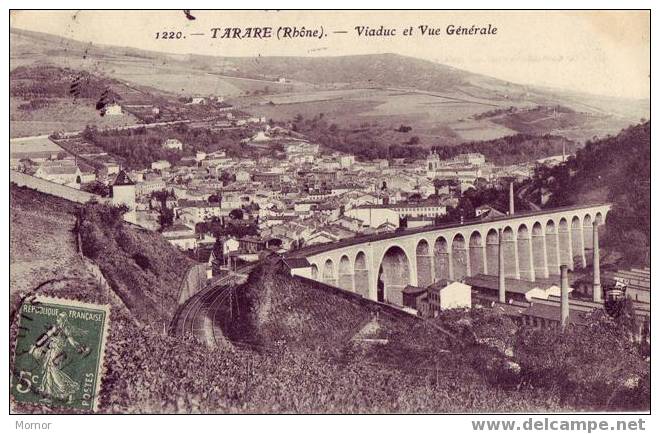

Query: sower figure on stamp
(28, 312), (89, 404)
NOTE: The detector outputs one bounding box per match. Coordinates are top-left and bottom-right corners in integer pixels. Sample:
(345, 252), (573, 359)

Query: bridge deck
(286, 202), (610, 258)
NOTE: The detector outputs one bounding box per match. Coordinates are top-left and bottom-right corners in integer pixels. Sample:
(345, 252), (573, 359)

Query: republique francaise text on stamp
(11, 296), (110, 412)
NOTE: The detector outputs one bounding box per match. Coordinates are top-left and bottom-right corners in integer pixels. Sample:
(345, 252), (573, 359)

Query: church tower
(111, 170), (136, 223)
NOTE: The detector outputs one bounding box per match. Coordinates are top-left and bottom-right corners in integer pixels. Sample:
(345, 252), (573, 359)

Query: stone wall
(10, 170), (107, 205)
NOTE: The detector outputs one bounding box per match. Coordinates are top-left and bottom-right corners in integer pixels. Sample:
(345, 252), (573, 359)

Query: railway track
(171, 265), (253, 343)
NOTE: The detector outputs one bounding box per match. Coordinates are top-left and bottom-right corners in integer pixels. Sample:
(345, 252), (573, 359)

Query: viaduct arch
(298, 203), (611, 307)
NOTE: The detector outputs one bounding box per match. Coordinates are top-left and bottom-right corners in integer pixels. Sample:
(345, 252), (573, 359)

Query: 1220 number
(155, 31), (183, 39)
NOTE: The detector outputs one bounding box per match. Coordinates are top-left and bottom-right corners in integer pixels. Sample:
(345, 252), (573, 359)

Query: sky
(10, 10), (650, 99)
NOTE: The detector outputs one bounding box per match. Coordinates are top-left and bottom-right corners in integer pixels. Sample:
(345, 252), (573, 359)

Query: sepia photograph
(5, 6), (653, 427)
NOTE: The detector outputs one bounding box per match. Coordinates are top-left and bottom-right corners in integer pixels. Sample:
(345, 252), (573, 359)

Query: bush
(514, 311), (649, 411)
(79, 220), (106, 259)
(133, 253), (151, 271)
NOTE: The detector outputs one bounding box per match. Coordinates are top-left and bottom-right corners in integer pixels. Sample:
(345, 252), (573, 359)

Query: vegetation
(528, 121), (650, 266)
(82, 124), (253, 170)
(211, 258), (648, 412)
(10, 65), (119, 101)
(431, 134), (575, 166)
(490, 105), (594, 136)
(288, 113), (575, 164)
(514, 309), (649, 411)
(435, 178), (537, 225)
(81, 181), (110, 197)
(472, 106), (518, 120)
(77, 201), (195, 326)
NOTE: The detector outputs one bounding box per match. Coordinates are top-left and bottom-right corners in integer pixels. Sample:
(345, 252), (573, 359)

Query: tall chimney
(498, 228), (506, 303)
(592, 223), (602, 302)
(560, 265), (569, 329)
(509, 182), (515, 215)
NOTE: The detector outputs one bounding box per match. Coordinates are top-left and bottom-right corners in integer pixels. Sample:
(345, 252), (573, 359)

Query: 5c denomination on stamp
(11, 296), (110, 412)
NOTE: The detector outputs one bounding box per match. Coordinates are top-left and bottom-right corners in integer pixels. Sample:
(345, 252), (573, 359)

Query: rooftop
(403, 285), (427, 295)
(283, 257), (311, 269)
(356, 201), (447, 210)
(465, 274), (566, 295)
(162, 223), (194, 233)
(113, 170), (135, 186)
(40, 164), (79, 175)
(522, 303), (590, 326)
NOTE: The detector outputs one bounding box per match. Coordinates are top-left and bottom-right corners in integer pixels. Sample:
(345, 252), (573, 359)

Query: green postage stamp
(11, 296), (110, 412)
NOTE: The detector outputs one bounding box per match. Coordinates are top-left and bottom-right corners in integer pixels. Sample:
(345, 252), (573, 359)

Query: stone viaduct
(290, 203), (611, 305)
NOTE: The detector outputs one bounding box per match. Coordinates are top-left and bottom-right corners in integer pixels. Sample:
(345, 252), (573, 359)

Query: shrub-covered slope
(532, 121), (650, 265)
(77, 202), (195, 326)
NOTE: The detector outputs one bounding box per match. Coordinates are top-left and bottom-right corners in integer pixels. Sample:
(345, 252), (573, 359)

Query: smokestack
(592, 223), (602, 302)
(560, 265), (569, 329)
(509, 182), (515, 215)
(498, 229), (505, 303)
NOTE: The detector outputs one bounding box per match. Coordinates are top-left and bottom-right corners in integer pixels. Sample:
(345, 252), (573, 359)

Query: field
(10, 97), (140, 138)
(245, 88), (519, 145)
(10, 28), (648, 147)
(243, 87), (632, 145)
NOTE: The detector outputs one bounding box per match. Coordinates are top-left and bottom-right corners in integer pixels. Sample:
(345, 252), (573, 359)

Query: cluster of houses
(10, 135), (120, 188)
(12, 123), (557, 273)
(426, 151), (537, 185)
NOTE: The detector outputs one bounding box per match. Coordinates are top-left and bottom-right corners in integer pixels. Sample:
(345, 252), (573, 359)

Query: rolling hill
(10, 27), (649, 146)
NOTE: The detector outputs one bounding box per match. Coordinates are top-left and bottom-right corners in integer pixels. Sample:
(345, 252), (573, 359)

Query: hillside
(292, 111), (578, 162)
(10, 185), (97, 300)
(432, 134), (575, 166)
(10, 27), (647, 146)
(77, 201), (196, 325)
(10, 185), (195, 327)
(207, 258), (649, 412)
(529, 121), (650, 265)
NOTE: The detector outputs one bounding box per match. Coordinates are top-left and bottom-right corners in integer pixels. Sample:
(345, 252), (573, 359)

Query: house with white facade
(163, 138), (183, 151)
(162, 223), (198, 250)
(345, 206), (400, 230)
(34, 160), (82, 188)
(176, 200), (225, 225)
(151, 160), (172, 171)
(104, 103), (123, 116)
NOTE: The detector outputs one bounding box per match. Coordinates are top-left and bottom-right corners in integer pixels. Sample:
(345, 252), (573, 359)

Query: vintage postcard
(7, 8), (651, 422)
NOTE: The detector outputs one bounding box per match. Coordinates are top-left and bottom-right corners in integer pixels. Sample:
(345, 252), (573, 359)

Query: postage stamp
(11, 296), (110, 412)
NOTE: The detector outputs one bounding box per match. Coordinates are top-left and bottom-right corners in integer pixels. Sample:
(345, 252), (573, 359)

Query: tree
(408, 193), (422, 202)
(218, 171), (234, 185)
(81, 181), (110, 197)
(159, 206), (174, 228)
(432, 178), (444, 195)
(229, 208), (244, 220)
(406, 136), (420, 145)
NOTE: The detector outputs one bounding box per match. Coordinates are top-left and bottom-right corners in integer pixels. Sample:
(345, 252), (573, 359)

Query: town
(9, 101), (649, 331)
(8, 11), (650, 417)
(10, 108), (559, 272)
